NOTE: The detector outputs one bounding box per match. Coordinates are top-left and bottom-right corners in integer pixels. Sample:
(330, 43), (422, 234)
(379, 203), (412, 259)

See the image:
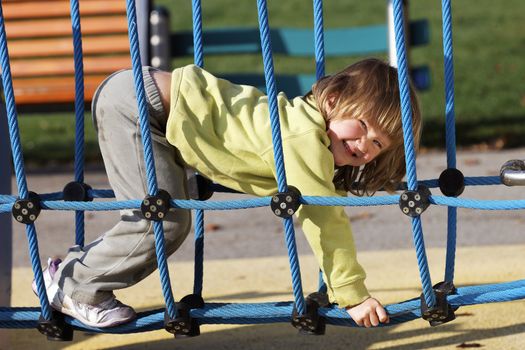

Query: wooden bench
(0, 0), (156, 112)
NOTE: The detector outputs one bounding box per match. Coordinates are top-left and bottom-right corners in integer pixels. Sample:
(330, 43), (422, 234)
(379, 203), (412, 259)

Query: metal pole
(149, 6), (171, 70)
(135, 0), (152, 65)
(387, 0), (409, 67)
(0, 94), (12, 307)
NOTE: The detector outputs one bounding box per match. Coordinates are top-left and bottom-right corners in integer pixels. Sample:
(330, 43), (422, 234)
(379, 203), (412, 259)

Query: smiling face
(326, 117), (391, 167)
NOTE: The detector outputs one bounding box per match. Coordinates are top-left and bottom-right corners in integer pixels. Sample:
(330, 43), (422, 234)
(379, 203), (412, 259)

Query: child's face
(326, 117), (391, 167)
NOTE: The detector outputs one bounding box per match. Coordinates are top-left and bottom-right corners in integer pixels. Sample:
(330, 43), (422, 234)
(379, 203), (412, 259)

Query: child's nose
(358, 137), (370, 153)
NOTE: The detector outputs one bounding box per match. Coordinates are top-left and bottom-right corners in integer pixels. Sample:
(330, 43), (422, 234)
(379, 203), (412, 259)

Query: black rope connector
(399, 185), (431, 217)
(165, 294), (204, 337)
(438, 168), (465, 197)
(421, 281), (457, 327)
(63, 181), (93, 202)
(291, 292), (328, 335)
(37, 311), (74, 341)
(12, 191), (41, 224)
(141, 189), (172, 221)
(195, 174), (214, 201)
(271, 186), (301, 218)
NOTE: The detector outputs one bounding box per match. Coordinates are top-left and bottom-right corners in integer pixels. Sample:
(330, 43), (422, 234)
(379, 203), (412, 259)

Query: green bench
(164, 13), (430, 96)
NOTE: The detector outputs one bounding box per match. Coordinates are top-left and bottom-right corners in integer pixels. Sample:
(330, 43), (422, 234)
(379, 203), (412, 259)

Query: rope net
(0, 0), (524, 336)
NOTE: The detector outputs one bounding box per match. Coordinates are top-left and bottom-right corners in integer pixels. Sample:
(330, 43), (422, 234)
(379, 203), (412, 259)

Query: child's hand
(345, 297), (389, 327)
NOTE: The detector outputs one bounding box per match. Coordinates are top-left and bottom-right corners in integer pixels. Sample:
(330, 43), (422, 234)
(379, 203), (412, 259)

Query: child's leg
(53, 67), (191, 305)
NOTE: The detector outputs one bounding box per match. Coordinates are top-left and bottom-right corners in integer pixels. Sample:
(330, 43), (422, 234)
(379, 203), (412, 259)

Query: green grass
(13, 0), (525, 165)
(18, 113), (100, 167)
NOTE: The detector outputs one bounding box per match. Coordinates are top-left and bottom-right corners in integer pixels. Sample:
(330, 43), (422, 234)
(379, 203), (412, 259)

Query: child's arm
(268, 132), (388, 326)
(346, 297), (389, 327)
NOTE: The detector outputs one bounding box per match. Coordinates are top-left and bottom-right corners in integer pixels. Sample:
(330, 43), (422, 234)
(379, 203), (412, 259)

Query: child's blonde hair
(310, 58), (422, 195)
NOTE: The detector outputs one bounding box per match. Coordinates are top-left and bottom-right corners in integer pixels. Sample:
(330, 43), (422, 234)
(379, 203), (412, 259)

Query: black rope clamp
(63, 181), (93, 202)
(438, 168), (465, 197)
(271, 186), (301, 218)
(195, 174), (214, 200)
(421, 281), (457, 327)
(291, 292), (328, 335)
(399, 185), (431, 217)
(12, 191), (41, 224)
(37, 311), (74, 341)
(141, 189), (172, 221)
(164, 294), (204, 337)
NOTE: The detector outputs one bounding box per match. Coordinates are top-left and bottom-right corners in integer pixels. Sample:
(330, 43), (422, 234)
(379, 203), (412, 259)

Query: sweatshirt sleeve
(262, 130), (370, 308)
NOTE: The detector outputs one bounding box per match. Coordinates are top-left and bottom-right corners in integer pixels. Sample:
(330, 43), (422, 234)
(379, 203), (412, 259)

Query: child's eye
(359, 119), (367, 130)
(373, 140), (383, 149)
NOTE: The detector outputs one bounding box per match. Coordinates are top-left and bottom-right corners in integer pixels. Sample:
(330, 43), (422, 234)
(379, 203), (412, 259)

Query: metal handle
(500, 159), (525, 186)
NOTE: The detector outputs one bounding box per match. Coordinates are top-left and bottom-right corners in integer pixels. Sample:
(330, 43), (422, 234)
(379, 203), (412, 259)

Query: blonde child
(35, 58), (421, 329)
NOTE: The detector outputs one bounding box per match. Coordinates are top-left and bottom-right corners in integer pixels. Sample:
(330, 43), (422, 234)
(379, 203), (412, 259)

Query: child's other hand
(345, 297), (389, 327)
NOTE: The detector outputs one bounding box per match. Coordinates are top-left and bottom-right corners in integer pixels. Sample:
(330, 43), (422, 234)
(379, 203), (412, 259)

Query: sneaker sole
(56, 302), (137, 328)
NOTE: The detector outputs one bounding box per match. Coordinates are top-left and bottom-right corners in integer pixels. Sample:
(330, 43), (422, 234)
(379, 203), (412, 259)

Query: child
(35, 58), (421, 329)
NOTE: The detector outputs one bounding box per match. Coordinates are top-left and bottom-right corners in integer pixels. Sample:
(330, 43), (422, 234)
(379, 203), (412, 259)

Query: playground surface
(3, 147), (525, 349)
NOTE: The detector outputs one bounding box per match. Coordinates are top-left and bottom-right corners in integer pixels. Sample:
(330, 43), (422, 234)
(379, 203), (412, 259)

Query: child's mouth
(344, 142), (357, 157)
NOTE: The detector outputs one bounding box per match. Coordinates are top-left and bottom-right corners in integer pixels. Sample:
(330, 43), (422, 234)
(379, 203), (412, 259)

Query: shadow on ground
(4, 317), (524, 350)
(106, 320), (525, 350)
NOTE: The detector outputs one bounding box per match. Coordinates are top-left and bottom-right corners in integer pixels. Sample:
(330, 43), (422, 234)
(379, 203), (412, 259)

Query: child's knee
(91, 69), (134, 131)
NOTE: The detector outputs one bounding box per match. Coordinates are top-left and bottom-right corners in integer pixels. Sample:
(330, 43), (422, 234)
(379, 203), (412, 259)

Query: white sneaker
(33, 258), (137, 328)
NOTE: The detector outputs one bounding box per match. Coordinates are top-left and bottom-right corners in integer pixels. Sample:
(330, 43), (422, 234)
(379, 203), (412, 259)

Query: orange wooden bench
(1, 0), (165, 112)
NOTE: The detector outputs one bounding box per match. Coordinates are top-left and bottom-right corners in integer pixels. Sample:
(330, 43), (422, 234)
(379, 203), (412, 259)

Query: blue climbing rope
(192, 0), (204, 68)
(256, 0), (306, 316)
(125, 0), (177, 320)
(193, 210), (205, 296)
(70, 0), (87, 247)
(191, 0), (205, 298)
(0, 2), (52, 321)
(441, 0), (458, 283)
(0, 0), (524, 336)
(312, 0), (325, 81)
(392, 0), (436, 308)
(312, 0), (328, 294)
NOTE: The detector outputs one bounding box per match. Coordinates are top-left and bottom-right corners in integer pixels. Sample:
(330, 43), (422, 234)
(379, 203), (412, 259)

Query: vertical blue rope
(0, 4), (51, 320)
(312, 0), (325, 81)
(441, 0), (458, 282)
(125, 0), (176, 319)
(192, 0), (204, 68)
(255, 0), (288, 194)
(193, 210), (204, 296)
(70, 0), (86, 247)
(191, 0), (205, 297)
(256, 0), (305, 315)
(392, 0), (436, 308)
(312, 0), (327, 293)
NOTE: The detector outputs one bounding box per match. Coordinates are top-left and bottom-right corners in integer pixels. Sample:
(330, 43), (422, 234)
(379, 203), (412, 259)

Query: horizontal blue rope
(2, 278), (525, 331)
(430, 196), (525, 210)
(0, 175), (503, 206)
(301, 195), (398, 206)
(3, 191), (525, 214)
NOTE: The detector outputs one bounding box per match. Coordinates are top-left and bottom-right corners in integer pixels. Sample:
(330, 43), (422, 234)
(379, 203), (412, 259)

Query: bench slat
(10, 56), (131, 78)
(5, 16), (128, 39)
(2, 0), (125, 20)
(7, 34), (130, 58)
(12, 74), (109, 105)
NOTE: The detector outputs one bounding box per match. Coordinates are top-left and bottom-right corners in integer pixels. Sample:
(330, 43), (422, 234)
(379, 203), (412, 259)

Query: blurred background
(7, 0), (525, 168)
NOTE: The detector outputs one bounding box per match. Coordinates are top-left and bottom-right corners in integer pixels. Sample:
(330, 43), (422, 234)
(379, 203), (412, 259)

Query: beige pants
(54, 68), (191, 304)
